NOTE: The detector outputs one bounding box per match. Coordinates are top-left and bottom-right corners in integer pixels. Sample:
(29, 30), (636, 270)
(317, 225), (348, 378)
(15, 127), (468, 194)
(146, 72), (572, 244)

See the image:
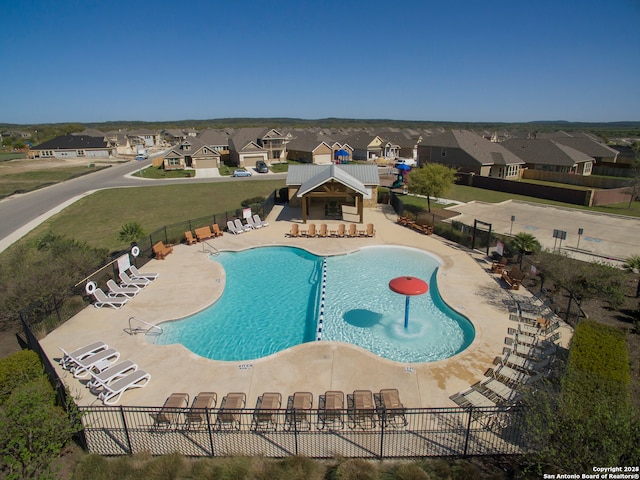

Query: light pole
(510, 215), (516, 236)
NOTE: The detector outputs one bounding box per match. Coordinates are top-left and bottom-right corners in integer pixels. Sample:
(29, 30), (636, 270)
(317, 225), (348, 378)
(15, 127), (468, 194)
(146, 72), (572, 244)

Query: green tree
(510, 232), (541, 268)
(118, 222), (146, 245)
(623, 254), (640, 298)
(0, 376), (82, 479)
(406, 163), (457, 212)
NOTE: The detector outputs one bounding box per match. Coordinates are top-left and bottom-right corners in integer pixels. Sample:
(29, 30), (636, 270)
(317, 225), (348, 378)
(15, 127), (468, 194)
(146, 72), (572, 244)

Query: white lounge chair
(92, 288), (129, 309)
(227, 220), (243, 235)
(106, 279), (139, 298)
(234, 218), (252, 233)
(59, 341), (108, 370)
(98, 369), (151, 405)
(87, 359), (138, 392)
(129, 265), (159, 281)
(119, 271), (150, 288)
(253, 214), (269, 227)
(246, 216), (262, 229)
(70, 347), (121, 378)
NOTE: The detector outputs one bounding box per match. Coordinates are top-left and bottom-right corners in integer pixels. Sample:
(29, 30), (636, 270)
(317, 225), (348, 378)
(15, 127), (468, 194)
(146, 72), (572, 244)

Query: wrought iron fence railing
(78, 404), (525, 458)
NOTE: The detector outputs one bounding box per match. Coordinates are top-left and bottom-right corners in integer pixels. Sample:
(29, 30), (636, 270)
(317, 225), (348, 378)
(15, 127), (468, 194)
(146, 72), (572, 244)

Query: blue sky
(1, 0), (639, 124)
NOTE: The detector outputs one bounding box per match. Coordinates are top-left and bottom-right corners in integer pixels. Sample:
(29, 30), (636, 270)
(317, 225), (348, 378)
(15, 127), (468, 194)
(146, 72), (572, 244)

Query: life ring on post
(85, 281), (97, 295)
(131, 245), (140, 257)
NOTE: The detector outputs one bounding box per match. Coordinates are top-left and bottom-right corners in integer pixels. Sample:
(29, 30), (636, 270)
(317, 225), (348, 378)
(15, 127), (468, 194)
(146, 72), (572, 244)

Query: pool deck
(40, 204), (572, 409)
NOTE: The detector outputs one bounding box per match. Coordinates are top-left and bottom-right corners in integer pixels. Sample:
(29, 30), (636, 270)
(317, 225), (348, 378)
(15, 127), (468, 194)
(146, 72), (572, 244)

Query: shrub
(0, 350), (42, 405)
(241, 196), (266, 207)
(522, 319), (636, 472)
(334, 458), (379, 480)
(0, 376), (82, 479)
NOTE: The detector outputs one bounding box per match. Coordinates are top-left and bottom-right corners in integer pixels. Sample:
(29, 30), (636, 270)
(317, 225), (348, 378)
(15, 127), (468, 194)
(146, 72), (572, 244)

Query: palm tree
(118, 222), (145, 245)
(510, 232), (541, 269)
(623, 254), (640, 297)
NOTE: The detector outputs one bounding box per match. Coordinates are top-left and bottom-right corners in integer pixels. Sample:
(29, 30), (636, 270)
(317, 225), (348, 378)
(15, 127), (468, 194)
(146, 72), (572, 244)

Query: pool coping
(40, 204), (573, 409)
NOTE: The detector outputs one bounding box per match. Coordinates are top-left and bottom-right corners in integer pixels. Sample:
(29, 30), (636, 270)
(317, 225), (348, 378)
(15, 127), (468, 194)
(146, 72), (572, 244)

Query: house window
(583, 162), (593, 174)
(76, 150), (85, 156)
(168, 158), (180, 166)
(441, 148), (447, 157)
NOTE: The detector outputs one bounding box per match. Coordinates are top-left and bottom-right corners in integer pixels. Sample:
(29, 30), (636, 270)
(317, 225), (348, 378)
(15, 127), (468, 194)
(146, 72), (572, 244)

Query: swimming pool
(154, 246), (475, 363)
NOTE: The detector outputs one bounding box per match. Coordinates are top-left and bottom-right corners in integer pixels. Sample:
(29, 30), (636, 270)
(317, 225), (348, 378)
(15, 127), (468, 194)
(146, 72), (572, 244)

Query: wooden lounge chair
(304, 224), (317, 237)
(363, 223), (375, 237)
(152, 241), (173, 260)
(347, 224), (357, 237)
(289, 224), (299, 237)
(491, 257), (508, 273)
(211, 224), (224, 237)
(502, 267), (526, 290)
(195, 226), (215, 242)
(318, 224), (328, 237)
(184, 231), (197, 245)
(150, 392), (189, 430)
(335, 224), (346, 237)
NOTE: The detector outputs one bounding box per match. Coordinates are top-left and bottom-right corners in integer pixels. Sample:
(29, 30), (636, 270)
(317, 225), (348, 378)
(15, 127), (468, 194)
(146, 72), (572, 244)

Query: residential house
(340, 131), (396, 162)
(286, 164), (380, 224)
(228, 128), (290, 167)
(417, 130), (524, 179)
(529, 132), (619, 165)
(158, 137), (221, 171)
(30, 134), (111, 159)
(128, 128), (160, 147)
(501, 138), (595, 175)
(286, 129), (354, 164)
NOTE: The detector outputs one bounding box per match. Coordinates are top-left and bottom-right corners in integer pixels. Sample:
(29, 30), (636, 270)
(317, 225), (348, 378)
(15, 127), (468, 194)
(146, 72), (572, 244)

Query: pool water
(154, 246), (475, 362)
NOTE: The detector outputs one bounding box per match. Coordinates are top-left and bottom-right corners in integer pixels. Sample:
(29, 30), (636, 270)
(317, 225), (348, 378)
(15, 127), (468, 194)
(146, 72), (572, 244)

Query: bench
(195, 226), (215, 242)
(152, 241), (173, 260)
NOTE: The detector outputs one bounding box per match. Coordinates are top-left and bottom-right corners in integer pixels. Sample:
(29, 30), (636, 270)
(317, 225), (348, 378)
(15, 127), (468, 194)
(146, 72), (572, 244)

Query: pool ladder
(201, 240), (219, 256)
(316, 258), (327, 341)
(124, 317), (163, 336)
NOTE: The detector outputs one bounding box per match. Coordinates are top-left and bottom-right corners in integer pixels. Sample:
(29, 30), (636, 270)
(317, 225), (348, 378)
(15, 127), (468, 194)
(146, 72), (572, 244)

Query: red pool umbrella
(389, 276), (429, 329)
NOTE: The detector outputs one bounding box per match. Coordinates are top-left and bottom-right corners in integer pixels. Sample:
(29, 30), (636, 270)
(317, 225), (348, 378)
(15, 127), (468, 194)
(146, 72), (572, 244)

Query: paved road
(0, 158), (285, 252)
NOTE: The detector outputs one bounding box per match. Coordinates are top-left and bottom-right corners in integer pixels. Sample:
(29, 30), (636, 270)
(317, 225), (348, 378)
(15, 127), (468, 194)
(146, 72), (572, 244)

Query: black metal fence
(78, 404), (525, 458)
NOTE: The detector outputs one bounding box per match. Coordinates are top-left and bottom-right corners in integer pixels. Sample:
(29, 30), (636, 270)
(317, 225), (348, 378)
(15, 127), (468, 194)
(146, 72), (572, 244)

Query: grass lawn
(0, 165), (105, 198)
(18, 179), (285, 253)
(0, 151), (27, 161)
(130, 166), (195, 179)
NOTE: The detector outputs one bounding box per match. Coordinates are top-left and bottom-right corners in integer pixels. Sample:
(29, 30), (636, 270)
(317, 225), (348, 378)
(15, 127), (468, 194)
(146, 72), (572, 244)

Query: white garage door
(314, 153), (332, 164)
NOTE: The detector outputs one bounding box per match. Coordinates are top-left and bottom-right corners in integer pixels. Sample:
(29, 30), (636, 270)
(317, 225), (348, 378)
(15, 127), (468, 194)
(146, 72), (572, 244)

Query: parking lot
(445, 200), (640, 264)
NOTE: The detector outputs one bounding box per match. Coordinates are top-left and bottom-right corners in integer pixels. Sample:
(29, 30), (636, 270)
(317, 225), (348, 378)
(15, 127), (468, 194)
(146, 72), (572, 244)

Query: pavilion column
(302, 195), (308, 224)
(358, 194), (364, 223)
